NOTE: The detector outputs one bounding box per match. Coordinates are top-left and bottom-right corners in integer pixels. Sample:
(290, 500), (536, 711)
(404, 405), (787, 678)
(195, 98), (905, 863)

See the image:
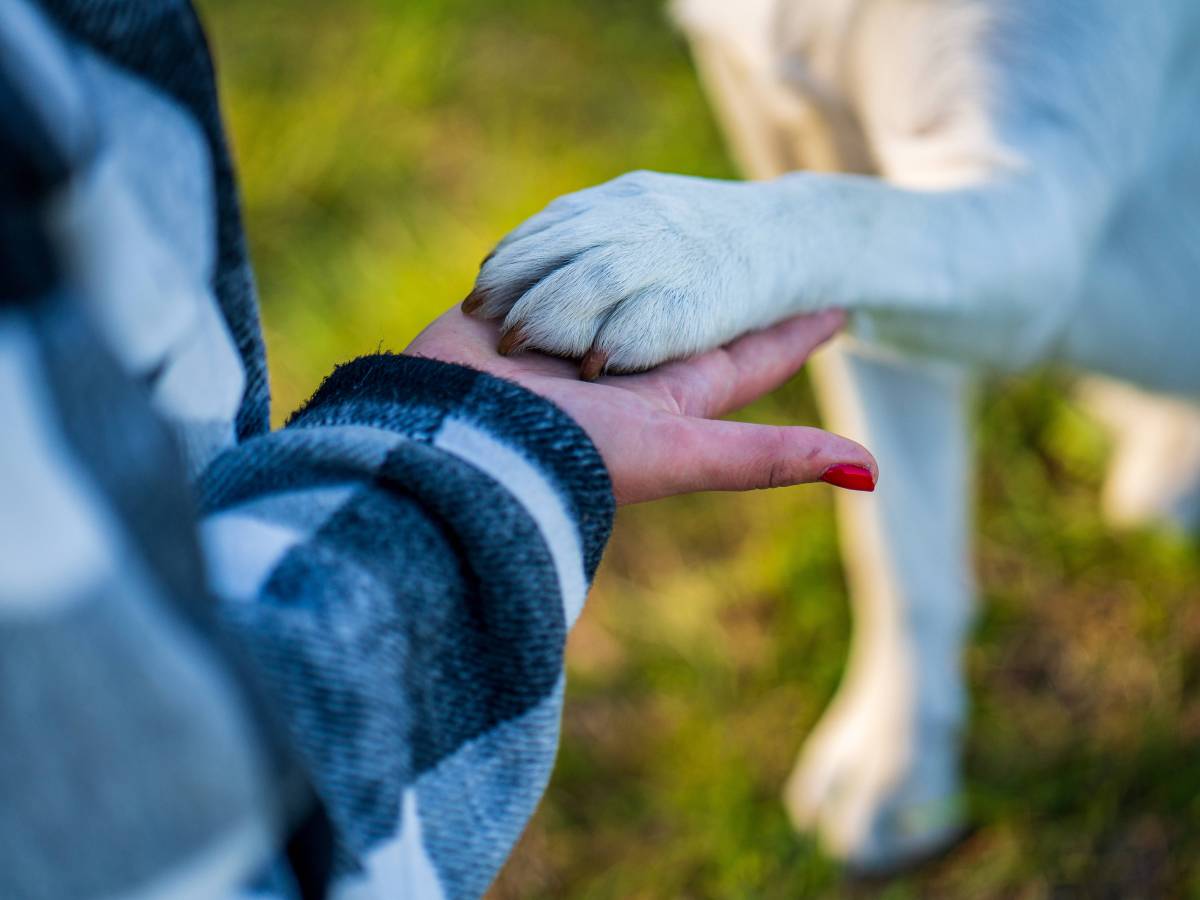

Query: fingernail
(462, 286), (487, 316)
(498, 325), (528, 356)
(579, 348), (608, 381)
(820, 464), (875, 492)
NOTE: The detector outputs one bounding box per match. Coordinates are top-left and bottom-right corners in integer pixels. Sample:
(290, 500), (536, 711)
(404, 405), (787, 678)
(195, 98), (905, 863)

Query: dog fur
(467, 0), (1200, 871)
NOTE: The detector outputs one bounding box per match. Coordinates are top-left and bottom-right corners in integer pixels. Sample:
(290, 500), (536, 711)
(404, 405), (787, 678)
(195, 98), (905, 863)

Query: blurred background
(197, 1), (1200, 895)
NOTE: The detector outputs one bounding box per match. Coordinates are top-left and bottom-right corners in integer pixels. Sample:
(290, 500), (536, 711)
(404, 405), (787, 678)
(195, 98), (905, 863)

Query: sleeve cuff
(283, 353), (614, 582)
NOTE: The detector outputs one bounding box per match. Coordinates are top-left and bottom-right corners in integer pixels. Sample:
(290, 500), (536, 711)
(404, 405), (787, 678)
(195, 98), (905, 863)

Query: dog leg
(1078, 377), (1200, 532)
(675, 3), (978, 871)
(785, 341), (974, 873)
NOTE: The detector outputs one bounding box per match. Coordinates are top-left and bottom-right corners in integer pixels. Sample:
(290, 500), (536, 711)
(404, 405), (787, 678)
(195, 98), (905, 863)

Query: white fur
(472, 0), (1200, 871)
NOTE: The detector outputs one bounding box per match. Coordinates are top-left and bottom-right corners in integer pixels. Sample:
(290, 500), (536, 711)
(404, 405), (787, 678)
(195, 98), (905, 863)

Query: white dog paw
(784, 697), (966, 875)
(463, 170), (785, 377)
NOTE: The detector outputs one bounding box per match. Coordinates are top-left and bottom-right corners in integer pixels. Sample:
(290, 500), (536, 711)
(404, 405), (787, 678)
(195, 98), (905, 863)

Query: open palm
(406, 307), (876, 504)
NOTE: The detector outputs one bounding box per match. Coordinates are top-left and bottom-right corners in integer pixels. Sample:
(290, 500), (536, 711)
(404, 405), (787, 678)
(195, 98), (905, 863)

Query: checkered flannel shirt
(0, 2), (614, 897)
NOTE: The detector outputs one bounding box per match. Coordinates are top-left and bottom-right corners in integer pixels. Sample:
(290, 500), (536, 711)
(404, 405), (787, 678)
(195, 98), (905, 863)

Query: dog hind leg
(1078, 377), (1200, 533)
(786, 342), (975, 873)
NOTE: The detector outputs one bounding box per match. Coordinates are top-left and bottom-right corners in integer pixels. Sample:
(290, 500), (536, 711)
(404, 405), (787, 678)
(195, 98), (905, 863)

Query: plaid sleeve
(0, 4), (329, 899)
(0, 285), (332, 900)
(197, 355), (614, 899)
(8, 1), (616, 896)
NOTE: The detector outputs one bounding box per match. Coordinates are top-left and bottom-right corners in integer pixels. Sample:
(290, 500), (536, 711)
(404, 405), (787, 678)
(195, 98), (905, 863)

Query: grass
(198, 1), (1200, 895)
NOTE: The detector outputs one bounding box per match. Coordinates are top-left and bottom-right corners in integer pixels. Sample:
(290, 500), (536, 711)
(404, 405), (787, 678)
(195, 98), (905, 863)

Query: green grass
(198, 1), (1200, 895)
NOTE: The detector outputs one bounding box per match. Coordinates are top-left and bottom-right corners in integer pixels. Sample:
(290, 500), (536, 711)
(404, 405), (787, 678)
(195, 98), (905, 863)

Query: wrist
(288, 353), (615, 575)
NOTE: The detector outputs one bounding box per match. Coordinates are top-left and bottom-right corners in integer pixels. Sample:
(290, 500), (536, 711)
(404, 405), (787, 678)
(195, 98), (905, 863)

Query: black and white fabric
(0, 2), (614, 898)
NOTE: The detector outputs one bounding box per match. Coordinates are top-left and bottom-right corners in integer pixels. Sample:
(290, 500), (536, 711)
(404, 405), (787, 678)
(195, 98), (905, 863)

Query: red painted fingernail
(821, 464), (875, 492)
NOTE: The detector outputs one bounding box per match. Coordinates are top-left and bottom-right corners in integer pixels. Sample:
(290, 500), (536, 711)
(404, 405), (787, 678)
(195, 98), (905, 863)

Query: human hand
(405, 306), (876, 505)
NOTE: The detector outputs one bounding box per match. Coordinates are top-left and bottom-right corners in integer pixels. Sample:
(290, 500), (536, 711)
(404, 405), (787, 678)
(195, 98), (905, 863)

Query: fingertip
(825, 435), (878, 486)
(787, 306), (846, 340)
(781, 428), (878, 490)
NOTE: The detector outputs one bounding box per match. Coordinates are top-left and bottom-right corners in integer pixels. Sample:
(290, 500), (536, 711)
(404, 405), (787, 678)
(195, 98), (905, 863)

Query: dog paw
(784, 692), (966, 875)
(464, 171), (784, 377)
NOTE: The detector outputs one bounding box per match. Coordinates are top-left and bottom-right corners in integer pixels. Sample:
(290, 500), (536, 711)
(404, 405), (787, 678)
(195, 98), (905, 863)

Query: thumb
(627, 417), (877, 503)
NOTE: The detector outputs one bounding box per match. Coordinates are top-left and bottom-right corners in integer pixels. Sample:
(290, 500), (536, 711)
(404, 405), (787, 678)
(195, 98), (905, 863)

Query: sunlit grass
(199, 1), (1200, 895)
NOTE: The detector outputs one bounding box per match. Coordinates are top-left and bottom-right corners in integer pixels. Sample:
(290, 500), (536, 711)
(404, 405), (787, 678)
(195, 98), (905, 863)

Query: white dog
(464, 0), (1200, 873)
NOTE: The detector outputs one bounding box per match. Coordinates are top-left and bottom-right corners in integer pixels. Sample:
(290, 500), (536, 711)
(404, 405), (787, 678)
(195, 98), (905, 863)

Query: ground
(199, 1), (1200, 895)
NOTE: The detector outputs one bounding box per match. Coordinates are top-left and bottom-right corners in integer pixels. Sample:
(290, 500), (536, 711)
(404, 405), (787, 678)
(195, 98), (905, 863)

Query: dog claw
(462, 286), (487, 316)
(497, 325), (528, 356)
(580, 348), (608, 381)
